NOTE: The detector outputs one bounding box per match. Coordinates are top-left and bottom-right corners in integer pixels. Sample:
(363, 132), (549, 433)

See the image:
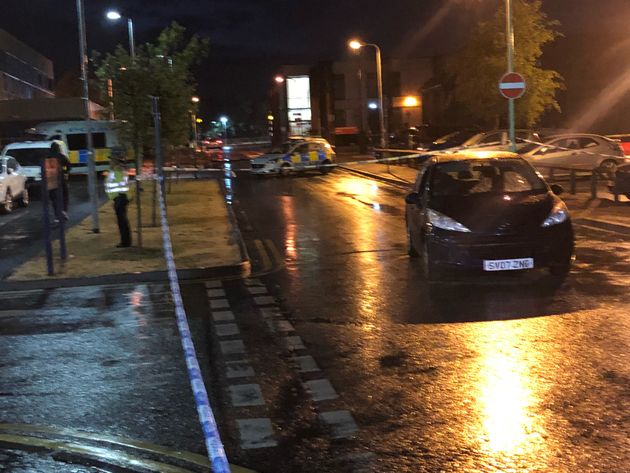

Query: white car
(460, 129), (541, 152)
(519, 133), (629, 174)
(2, 140), (68, 184)
(0, 155), (29, 214)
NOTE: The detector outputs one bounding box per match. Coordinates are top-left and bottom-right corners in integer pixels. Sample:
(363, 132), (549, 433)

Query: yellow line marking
(254, 239), (272, 273)
(264, 239), (285, 270)
(0, 424), (257, 473)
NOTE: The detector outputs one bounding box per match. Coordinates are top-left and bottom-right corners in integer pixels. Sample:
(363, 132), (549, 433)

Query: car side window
(296, 144), (309, 154)
(7, 158), (17, 171)
(308, 143), (321, 152)
(579, 138), (598, 149)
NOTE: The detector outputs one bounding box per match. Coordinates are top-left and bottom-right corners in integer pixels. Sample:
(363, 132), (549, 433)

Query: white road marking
(247, 286), (268, 295)
(282, 335), (306, 351)
(253, 296), (276, 306)
(274, 320), (294, 333)
(303, 379), (338, 401)
(206, 288), (226, 298)
(212, 311), (235, 322)
(219, 340), (246, 356)
(229, 384), (266, 407)
(210, 299), (230, 310)
(291, 355), (320, 373)
(225, 360), (255, 379)
(215, 323), (240, 338)
(319, 410), (358, 439)
(236, 418), (277, 449)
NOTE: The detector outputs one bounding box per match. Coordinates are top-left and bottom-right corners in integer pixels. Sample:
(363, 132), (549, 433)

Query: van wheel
(18, 187), (29, 207)
(320, 160), (332, 174)
(279, 164), (292, 177)
(1, 189), (13, 214)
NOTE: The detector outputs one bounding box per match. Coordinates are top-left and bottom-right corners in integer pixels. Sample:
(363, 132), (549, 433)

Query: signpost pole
(505, 0), (516, 152)
(40, 159), (54, 276)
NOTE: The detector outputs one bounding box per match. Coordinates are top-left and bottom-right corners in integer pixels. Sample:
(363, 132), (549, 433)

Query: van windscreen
(5, 148), (49, 166)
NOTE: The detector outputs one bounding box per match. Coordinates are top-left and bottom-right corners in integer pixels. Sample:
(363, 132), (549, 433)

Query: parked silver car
(460, 129), (541, 152)
(519, 133), (629, 174)
(0, 155), (29, 214)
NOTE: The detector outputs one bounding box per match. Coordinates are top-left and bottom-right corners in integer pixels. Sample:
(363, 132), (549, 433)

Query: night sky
(2, 0), (630, 126)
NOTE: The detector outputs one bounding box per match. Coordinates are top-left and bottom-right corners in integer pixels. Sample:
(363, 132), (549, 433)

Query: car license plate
(483, 258), (534, 271)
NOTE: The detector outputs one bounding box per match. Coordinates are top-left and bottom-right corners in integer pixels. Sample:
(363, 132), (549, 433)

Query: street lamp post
(76, 0), (99, 233)
(220, 116), (228, 146)
(505, 0), (516, 151)
(349, 39), (387, 150)
(106, 10), (135, 61)
(191, 96), (200, 148)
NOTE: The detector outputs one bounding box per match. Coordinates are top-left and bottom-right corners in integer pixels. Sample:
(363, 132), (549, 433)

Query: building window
(334, 109), (346, 127)
(333, 74), (345, 100)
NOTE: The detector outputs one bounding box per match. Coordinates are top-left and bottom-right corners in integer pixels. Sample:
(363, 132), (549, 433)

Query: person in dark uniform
(49, 141), (71, 219)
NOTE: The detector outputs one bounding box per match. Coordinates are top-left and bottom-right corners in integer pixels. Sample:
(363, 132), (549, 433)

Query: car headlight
(427, 209), (471, 232)
(541, 200), (569, 227)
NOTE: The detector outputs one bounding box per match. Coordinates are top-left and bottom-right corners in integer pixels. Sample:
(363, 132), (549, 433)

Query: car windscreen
(269, 143), (294, 154)
(430, 159), (547, 198)
(4, 148), (49, 166)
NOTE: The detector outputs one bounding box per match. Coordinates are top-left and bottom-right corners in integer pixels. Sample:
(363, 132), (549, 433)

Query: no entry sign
(499, 72), (526, 99)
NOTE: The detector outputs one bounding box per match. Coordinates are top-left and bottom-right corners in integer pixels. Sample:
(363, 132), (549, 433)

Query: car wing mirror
(550, 184), (564, 195)
(405, 192), (420, 205)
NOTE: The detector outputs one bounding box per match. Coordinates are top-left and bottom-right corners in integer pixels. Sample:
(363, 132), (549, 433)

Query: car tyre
(320, 159), (332, 175)
(407, 222), (418, 257)
(279, 163), (292, 177)
(1, 189), (13, 214)
(18, 187), (29, 207)
(549, 256), (572, 277)
(421, 240), (440, 281)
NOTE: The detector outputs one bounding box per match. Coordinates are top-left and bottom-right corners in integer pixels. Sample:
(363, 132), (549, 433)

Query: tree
(447, 0), (563, 128)
(93, 22), (209, 158)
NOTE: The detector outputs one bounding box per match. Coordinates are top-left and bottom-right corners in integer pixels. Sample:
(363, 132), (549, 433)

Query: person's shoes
(62, 211), (69, 221)
(53, 218), (60, 224)
(116, 243), (131, 248)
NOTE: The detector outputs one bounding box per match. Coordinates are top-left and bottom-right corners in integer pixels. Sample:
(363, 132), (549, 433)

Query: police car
(251, 138), (335, 176)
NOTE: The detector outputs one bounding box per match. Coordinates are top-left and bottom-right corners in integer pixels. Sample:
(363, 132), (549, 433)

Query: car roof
(431, 150), (521, 164)
(4, 140), (57, 149)
(545, 133), (609, 140)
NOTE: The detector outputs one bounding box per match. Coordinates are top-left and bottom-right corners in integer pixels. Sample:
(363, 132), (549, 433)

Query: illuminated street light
(368, 102), (378, 110)
(105, 10), (135, 61)
(267, 114), (274, 121)
(191, 96), (200, 103)
(220, 116), (229, 146)
(403, 96), (419, 107)
(348, 38), (387, 148)
(274, 75), (285, 84)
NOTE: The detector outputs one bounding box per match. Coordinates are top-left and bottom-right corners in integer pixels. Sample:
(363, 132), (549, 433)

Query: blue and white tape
(157, 180), (231, 473)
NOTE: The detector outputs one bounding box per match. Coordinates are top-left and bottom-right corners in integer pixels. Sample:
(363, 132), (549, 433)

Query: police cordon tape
(156, 179), (232, 473)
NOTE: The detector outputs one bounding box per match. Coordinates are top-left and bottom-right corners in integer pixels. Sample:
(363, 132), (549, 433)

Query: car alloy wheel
(599, 159), (617, 179)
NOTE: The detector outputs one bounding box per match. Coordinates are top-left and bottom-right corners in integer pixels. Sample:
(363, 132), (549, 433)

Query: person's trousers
(49, 188), (63, 220)
(113, 194), (131, 247)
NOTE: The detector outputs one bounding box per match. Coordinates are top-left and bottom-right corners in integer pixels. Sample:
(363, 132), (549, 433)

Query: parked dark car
(609, 163), (630, 199)
(428, 129), (481, 151)
(405, 151), (574, 280)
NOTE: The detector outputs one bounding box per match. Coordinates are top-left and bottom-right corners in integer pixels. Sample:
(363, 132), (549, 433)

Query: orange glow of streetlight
(348, 39), (363, 50)
(403, 96), (419, 107)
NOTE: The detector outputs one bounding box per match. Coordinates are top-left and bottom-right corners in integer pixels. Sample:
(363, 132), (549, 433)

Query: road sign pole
(505, 0), (516, 151)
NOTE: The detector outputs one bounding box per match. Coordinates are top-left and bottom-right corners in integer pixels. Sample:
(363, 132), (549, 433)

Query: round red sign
(499, 72), (526, 99)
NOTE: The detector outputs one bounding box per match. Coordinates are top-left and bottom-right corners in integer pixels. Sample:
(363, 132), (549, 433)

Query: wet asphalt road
(2, 157), (630, 472)
(229, 166), (630, 472)
(0, 179), (106, 280)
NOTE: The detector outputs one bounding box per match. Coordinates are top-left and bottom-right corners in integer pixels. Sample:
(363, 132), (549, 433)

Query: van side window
(93, 133), (106, 148)
(67, 133), (87, 150)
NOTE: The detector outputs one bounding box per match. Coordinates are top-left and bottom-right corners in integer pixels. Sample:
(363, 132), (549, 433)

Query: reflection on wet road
(234, 168), (630, 472)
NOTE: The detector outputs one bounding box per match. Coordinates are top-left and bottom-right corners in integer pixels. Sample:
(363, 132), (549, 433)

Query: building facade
(0, 29), (54, 101)
(273, 56), (433, 146)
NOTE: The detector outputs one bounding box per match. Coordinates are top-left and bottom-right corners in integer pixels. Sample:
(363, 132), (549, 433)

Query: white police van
(251, 138), (335, 176)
